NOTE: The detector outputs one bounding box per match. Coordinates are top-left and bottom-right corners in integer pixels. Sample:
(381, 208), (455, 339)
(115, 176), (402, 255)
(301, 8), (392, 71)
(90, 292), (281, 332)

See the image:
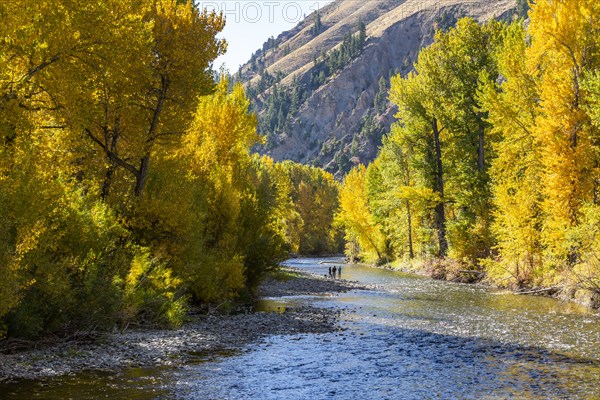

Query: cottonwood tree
(479, 22), (543, 286)
(527, 0), (600, 270)
(336, 165), (386, 261)
(389, 18), (504, 264)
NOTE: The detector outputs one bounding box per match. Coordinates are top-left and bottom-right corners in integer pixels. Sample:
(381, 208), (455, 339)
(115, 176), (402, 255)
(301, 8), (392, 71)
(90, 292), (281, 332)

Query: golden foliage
(337, 165), (385, 261)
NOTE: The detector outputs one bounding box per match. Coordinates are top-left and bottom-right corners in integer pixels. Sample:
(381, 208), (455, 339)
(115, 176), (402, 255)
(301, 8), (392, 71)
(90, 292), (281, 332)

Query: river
(2, 257), (600, 399)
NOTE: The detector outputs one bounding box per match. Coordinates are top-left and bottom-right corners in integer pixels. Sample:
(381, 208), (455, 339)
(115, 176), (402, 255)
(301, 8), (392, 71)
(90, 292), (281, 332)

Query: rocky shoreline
(381, 259), (600, 309)
(0, 268), (366, 383)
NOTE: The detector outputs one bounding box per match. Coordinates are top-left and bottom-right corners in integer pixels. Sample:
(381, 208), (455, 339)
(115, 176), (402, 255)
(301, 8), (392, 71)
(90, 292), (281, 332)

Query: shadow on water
(0, 349), (242, 400)
(168, 324), (600, 400)
(0, 367), (172, 400)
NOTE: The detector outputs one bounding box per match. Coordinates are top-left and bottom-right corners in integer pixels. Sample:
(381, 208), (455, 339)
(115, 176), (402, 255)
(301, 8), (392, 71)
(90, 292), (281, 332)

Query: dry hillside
(238, 0), (518, 176)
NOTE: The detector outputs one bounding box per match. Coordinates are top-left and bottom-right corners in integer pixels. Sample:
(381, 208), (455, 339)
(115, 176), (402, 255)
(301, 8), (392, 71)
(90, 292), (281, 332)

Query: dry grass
(248, 0), (516, 88)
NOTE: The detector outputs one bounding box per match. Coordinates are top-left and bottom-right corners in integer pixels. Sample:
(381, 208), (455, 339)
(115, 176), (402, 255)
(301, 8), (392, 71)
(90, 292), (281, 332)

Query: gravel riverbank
(0, 269), (366, 383)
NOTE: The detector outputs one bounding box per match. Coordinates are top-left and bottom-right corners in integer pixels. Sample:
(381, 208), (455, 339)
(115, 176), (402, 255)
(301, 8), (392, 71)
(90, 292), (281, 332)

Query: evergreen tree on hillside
(312, 11), (322, 36)
(374, 77), (388, 114)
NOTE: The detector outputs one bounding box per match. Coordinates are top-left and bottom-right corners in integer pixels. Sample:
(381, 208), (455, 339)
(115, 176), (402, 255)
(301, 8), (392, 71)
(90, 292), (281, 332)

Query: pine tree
(358, 19), (367, 48)
(312, 12), (322, 36)
(374, 77), (388, 114)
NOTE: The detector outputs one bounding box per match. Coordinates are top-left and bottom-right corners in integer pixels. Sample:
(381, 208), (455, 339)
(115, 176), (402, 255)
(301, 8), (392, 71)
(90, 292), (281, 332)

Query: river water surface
(3, 258), (600, 399)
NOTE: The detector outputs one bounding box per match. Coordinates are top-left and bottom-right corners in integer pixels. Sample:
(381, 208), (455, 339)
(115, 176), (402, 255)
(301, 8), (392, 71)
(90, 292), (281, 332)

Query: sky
(197, 1), (333, 72)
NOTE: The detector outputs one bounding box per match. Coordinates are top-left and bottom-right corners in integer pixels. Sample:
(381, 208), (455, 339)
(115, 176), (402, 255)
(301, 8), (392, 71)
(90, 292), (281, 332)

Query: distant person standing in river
(328, 266), (332, 278)
(332, 266), (337, 279)
(338, 266), (342, 278)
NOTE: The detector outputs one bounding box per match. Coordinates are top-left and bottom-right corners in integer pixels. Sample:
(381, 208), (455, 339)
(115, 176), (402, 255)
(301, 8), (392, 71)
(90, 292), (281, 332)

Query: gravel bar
(0, 268), (367, 382)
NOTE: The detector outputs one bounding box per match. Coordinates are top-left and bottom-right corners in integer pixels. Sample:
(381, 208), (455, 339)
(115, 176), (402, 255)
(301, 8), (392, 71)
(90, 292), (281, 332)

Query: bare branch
(84, 128), (139, 176)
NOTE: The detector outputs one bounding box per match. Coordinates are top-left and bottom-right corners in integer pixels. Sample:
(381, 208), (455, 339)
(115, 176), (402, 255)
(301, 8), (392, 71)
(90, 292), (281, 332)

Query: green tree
(369, 129), (441, 261)
(390, 18), (505, 264)
(313, 11), (322, 36)
(374, 77), (388, 114)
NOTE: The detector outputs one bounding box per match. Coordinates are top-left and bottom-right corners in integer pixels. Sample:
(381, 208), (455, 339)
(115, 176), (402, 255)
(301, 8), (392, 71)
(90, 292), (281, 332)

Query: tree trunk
(478, 127), (485, 172)
(134, 155), (150, 197)
(101, 124), (120, 200)
(132, 75), (169, 198)
(433, 118), (448, 257)
(101, 164), (115, 200)
(406, 199), (414, 259)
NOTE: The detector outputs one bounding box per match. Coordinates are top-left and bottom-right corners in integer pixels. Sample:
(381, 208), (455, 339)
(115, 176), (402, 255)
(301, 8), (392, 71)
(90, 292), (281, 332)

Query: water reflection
(0, 368), (171, 400)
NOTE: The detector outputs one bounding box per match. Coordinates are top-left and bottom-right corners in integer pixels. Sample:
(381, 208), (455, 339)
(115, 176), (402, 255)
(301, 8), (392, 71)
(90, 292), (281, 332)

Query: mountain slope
(238, 0), (518, 177)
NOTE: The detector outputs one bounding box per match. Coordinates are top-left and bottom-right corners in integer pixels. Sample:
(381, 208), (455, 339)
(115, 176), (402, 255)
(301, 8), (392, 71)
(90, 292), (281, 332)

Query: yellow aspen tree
(268, 160), (305, 254)
(173, 79), (262, 302)
(336, 165), (386, 261)
(277, 162), (340, 255)
(181, 79), (260, 180)
(479, 22), (544, 286)
(31, 0), (227, 199)
(528, 0), (600, 274)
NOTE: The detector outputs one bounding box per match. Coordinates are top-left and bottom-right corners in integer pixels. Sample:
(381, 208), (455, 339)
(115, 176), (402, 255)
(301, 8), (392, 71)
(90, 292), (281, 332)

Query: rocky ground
(259, 269), (368, 297)
(0, 268), (367, 383)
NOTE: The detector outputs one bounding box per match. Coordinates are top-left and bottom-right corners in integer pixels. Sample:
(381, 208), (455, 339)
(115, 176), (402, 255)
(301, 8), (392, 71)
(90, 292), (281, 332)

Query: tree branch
(84, 128), (139, 176)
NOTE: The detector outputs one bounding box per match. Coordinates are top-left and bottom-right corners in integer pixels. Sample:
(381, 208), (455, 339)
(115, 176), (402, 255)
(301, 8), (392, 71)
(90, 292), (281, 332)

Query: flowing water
(2, 258), (600, 399)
